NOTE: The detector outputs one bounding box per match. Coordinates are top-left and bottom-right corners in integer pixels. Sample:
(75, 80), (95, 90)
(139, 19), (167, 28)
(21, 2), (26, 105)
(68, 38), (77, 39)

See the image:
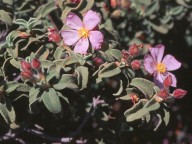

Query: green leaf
(0, 98), (16, 124)
(98, 63), (121, 78)
(54, 47), (64, 60)
(53, 74), (78, 90)
(13, 19), (27, 27)
(163, 108), (170, 126)
(34, 2), (57, 19)
(42, 88), (61, 113)
(130, 78), (155, 99)
(0, 10), (12, 26)
(170, 6), (184, 15)
(29, 88), (40, 112)
(75, 66), (89, 89)
(108, 49), (122, 61)
(5, 81), (20, 93)
(57, 92), (69, 104)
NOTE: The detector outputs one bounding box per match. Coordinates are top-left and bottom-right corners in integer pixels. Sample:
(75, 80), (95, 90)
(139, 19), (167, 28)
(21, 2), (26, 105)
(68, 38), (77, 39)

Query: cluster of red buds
(121, 44), (142, 70)
(47, 28), (61, 43)
(20, 58), (44, 83)
(156, 75), (187, 102)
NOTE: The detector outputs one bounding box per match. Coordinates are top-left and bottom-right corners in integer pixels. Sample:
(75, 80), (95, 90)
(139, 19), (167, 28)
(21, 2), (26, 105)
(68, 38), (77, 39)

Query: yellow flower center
(156, 63), (166, 73)
(78, 28), (89, 39)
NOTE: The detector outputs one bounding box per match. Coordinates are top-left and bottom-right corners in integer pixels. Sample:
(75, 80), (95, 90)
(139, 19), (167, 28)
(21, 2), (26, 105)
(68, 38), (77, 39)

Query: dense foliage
(0, 0), (191, 143)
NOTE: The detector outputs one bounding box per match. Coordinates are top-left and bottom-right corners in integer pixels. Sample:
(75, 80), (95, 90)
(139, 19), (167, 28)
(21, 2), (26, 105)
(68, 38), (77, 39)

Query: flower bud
(163, 75), (172, 88)
(93, 57), (104, 68)
(131, 60), (141, 70)
(129, 44), (141, 56)
(172, 89), (187, 99)
(48, 28), (61, 43)
(31, 58), (41, 70)
(110, 0), (117, 8)
(122, 50), (129, 59)
(70, 0), (80, 4)
(157, 89), (169, 99)
(20, 61), (31, 71)
(21, 70), (33, 80)
(18, 32), (30, 38)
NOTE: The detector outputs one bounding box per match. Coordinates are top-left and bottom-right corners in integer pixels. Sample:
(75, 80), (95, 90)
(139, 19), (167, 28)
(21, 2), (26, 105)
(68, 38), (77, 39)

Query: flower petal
(162, 54), (181, 71)
(74, 38), (89, 54)
(154, 72), (177, 88)
(66, 12), (83, 30)
(149, 44), (165, 63)
(143, 54), (156, 74)
(60, 30), (79, 46)
(89, 31), (103, 50)
(153, 72), (164, 88)
(83, 10), (101, 30)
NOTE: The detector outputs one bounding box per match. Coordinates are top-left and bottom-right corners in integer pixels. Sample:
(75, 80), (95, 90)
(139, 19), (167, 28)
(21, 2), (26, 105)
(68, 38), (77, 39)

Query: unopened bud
(157, 89), (169, 99)
(18, 32), (30, 38)
(48, 28), (61, 43)
(172, 89), (187, 99)
(31, 58), (41, 70)
(110, 0), (118, 8)
(20, 61), (31, 71)
(163, 75), (172, 88)
(21, 70), (32, 80)
(129, 44), (142, 56)
(131, 60), (141, 70)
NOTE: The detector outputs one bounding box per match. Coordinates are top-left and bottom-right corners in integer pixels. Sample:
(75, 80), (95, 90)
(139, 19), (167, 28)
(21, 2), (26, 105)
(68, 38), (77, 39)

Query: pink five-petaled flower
(144, 44), (181, 88)
(61, 10), (104, 54)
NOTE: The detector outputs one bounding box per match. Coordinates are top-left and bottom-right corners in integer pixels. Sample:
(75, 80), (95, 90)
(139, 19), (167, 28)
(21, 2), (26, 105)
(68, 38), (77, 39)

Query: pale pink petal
(83, 10), (101, 30)
(74, 38), (89, 54)
(154, 72), (177, 88)
(149, 44), (165, 63)
(89, 31), (103, 50)
(66, 12), (83, 30)
(153, 72), (164, 88)
(143, 54), (156, 74)
(61, 30), (79, 45)
(162, 54), (181, 71)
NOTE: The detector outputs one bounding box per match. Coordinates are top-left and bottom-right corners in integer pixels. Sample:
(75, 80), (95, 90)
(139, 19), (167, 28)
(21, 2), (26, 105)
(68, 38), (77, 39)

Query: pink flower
(60, 10), (104, 54)
(144, 44), (181, 88)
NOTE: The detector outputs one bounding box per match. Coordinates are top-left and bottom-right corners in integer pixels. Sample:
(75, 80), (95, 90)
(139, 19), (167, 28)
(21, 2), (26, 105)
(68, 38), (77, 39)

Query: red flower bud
(163, 75), (172, 88)
(31, 58), (41, 70)
(129, 44), (140, 56)
(110, 0), (117, 8)
(20, 61), (31, 71)
(21, 70), (32, 80)
(157, 89), (169, 99)
(48, 28), (61, 43)
(18, 32), (30, 38)
(122, 50), (129, 59)
(131, 60), (141, 70)
(93, 57), (104, 68)
(172, 89), (187, 99)
(70, 0), (81, 4)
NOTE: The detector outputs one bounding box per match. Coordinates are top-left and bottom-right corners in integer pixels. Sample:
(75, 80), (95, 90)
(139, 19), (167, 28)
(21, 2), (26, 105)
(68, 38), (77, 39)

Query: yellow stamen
(156, 63), (166, 73)
(78, 28), (89, 39)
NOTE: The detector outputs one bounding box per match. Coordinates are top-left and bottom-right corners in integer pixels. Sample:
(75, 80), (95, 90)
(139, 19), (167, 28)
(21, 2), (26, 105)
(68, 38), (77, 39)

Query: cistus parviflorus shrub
(0, 0), (190, 143)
